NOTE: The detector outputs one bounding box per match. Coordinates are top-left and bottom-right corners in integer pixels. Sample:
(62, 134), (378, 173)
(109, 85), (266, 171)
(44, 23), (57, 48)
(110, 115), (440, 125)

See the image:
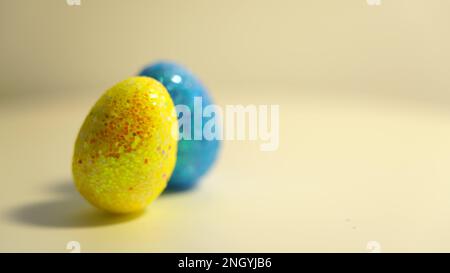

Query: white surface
(2, 88), (450, 252)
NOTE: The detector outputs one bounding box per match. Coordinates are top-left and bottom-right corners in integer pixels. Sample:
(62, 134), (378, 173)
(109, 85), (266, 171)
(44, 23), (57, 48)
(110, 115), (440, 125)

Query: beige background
(2, 0), (450, 252)
(2, 0), (450, 100)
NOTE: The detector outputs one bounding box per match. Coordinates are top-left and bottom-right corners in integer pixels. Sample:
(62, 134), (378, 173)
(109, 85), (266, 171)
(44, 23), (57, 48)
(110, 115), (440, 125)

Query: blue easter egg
(139, 61), (220, 190)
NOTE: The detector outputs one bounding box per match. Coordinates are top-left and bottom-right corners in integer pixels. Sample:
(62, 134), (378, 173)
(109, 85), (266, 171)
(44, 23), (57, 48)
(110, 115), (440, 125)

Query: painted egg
(139, 61), (220, 190)
(72, 77), (178, 213)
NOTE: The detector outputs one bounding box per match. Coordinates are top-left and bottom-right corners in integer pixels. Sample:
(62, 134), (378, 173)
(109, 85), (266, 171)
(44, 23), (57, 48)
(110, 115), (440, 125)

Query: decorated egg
(139, 61), (220, 190)
(72, 77), (178, 213)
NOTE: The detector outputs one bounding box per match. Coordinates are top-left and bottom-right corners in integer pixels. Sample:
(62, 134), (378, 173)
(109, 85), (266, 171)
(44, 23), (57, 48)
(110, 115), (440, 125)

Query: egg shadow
(162, 184), (198, 196)
(46, 181), (77, 195)
(8, 179), (144, 228)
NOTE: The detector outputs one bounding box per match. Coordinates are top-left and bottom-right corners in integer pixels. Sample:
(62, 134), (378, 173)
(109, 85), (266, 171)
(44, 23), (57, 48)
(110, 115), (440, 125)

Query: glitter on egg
(72, 77), (178, 213)
(139, 61), (220, 191)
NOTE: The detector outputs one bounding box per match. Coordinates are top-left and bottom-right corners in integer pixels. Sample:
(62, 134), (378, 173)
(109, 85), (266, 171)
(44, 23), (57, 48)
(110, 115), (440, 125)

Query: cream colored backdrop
(3, 0), (450, 252)
(1, 0), (450, 101)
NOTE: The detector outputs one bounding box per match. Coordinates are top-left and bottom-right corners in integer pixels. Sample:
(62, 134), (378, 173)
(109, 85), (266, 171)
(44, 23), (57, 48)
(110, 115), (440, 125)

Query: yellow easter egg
(72, 77), (178, 214)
